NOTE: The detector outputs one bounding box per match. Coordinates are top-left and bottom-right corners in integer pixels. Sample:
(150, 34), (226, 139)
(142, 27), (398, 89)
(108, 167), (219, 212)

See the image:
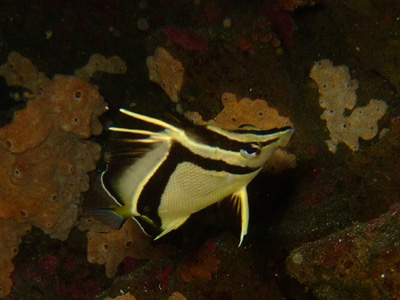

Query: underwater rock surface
(287, 202), (400, 300)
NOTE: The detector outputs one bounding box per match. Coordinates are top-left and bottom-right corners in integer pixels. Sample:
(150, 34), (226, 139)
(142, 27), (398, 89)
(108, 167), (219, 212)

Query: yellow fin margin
(231, 187), (249, 247)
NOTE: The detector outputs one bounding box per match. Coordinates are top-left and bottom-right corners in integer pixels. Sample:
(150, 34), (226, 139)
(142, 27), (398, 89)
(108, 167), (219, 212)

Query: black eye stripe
(190, 126), (289, 153)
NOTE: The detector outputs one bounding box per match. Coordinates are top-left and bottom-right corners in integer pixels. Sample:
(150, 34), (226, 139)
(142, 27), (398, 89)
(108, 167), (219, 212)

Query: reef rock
(0, 219), (31, 297)
(287, 202), (400, 299)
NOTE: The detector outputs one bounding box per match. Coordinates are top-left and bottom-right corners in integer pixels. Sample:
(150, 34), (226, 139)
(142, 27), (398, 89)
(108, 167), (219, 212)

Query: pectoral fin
(219, 187), (249, 246)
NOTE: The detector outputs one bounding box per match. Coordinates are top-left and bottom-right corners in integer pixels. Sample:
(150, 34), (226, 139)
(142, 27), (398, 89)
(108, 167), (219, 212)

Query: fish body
(100, 108), (293, 245)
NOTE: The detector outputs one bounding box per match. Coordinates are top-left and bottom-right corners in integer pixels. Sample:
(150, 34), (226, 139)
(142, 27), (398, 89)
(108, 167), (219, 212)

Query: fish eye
(240, 143), (261, 158)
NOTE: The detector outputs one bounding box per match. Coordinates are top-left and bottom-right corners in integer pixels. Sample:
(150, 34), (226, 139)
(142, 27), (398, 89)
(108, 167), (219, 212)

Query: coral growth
(0, 75), (106, 152)
(208, 92), (293, 130)
(0, 75), (105, 296)
(310, 59), (387, 153)
(0, 51), (126, 297)
(146, 47), (184, 103)
(79, 217), (152, 277)
(0, 75), (107, 232)
(183, 111), (208, 126)
(74, 54), (127, 82)
(0, 51), (51, 96)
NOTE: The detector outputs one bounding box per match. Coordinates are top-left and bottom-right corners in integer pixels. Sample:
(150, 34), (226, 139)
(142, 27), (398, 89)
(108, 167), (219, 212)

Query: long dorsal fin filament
(108, 128), (155, 135)
(119, 108), (181, 132)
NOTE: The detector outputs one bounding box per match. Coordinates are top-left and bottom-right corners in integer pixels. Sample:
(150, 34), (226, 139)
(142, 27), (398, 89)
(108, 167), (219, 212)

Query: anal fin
(155, 216), (190, 240)
(133, 215), (190, 240)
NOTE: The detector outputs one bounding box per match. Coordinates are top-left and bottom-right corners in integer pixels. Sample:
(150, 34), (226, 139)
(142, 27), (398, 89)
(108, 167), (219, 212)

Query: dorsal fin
(114, 108), (181, 132)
